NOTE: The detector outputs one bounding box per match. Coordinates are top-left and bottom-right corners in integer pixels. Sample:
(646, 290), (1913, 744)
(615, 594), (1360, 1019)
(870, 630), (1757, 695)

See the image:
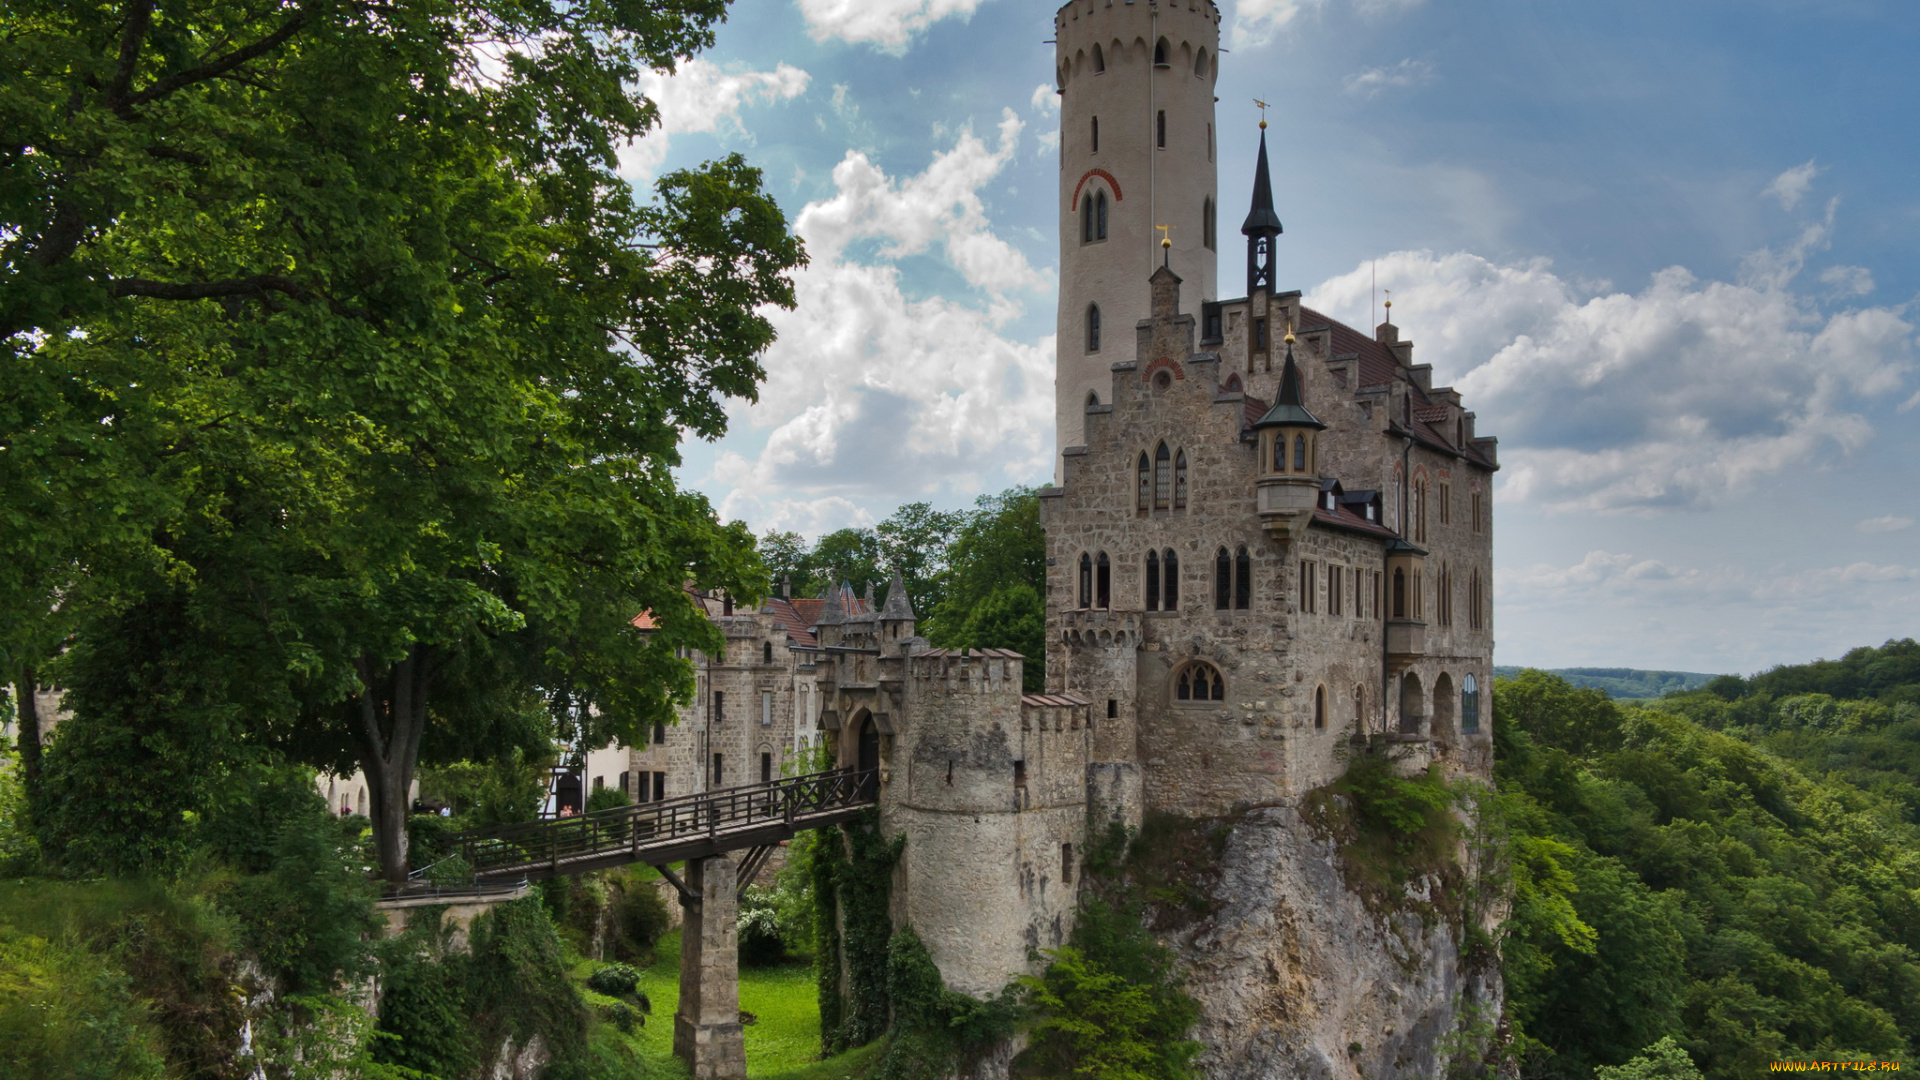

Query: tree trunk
(349, 648), (435, 886)
(13, 667), (41, 803)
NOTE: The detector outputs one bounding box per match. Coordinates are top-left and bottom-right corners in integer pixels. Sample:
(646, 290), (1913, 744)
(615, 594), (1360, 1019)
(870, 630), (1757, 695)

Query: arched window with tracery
(1175, 661), (1226, 703)
(1136, 453), (1150, 512)
(1234, 546), (1251, 610)
(1153, 443), (1171, 510)
(1087, 304), (1101, 352)
(1214, 548), (1231, 610)
(1095, 552), (1111, 609)
(1145, 550), (1161, 611)
(1078, 553), (1093, 609)
(1162, 549), (1179, 610)
(1173, 451), (1188, 510)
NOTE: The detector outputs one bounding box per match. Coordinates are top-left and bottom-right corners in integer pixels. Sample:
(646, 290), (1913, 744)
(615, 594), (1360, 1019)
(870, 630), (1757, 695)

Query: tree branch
(105, 274), (307, 301)
(119, 2), (316, 115)
(106, 0), (157, 109)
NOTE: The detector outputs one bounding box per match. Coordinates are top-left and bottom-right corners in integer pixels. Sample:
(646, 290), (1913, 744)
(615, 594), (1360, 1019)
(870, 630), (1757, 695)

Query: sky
(623, 0), (1920, 676)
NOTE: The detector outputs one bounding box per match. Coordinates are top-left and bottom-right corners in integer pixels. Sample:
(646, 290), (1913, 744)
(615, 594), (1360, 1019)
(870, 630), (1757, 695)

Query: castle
(618, 0), (1497, 1023)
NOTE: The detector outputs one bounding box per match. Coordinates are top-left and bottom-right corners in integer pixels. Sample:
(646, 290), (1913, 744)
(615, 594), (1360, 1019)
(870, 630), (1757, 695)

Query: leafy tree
(926, 487), (1046, 684)
(1594, 1037), (1705, 1080)
(3, 0), (804, 881)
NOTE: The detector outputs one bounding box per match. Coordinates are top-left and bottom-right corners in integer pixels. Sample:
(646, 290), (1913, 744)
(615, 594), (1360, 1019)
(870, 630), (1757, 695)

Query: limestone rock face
(1169, 804), (1500, 1080)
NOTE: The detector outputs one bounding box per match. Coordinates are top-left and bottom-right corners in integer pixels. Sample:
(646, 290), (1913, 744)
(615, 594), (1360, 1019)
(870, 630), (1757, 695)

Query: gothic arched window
(1173, 451), (1188, 510)
(1092, 43), (1105, 74)
(1145, 550), (1161, 611)
(1078, 553), (1093, 609)
(1175, 661), (1226, 704)
(1162, 549), (1179, 610)
(1095, 552), (1111, 609)
(1195, 47), (1209, 79)
(1081, 194), (1094, 243)
(1136, 453), (1150, 512)
(1234, 546), (1252, 610)
(1153, 443), (1171, 510)
(1293, 434), (1306, 471)
(1153, 37), (1169, 66)
(1096, 191), (1108, 240)
(1087, 303), (1101, 352)
(1214, 548), (1231, 610)
(1462, 674), (1481, 734)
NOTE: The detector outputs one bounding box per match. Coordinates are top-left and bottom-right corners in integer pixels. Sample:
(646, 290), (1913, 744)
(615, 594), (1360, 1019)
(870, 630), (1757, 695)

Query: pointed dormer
(1241, 125), (1284, 297)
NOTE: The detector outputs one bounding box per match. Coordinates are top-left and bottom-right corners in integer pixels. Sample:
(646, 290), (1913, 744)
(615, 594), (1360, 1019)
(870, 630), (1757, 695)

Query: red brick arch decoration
(1071, 168), (1124, 210)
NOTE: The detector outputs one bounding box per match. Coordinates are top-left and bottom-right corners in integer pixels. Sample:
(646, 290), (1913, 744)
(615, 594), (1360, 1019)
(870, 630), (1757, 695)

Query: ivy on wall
(809, 810), (903, 1054)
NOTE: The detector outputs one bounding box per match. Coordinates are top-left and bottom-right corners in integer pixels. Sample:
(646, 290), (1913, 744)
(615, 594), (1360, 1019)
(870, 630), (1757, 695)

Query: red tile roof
(1312, 503), (1401, 540)
(1297, 306), (1495, 469)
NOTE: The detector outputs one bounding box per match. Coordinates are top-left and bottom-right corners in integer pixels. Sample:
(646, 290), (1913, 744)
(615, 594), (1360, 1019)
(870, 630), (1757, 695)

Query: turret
(879, 569), (917, 643)
(1251, 334), (1323, 542)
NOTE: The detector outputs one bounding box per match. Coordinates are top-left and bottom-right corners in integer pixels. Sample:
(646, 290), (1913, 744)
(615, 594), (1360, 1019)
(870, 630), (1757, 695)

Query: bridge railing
(453, 768), (877, 879)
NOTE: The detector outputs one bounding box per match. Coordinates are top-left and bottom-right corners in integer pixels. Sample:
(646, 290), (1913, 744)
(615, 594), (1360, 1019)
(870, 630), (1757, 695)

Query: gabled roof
(1296, 306), (1497, 469)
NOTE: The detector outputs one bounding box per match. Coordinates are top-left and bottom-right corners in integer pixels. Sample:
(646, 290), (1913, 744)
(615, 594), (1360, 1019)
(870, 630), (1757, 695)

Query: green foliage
(0, 932), (171, 1080)
(1492, 669), (1920, 1080)
(463, 899), (593, 1078)
(811, 814), (905, 1054)
(375, 918), (475, 1080)
(1304, 750), (1463, 909)
(587, 962), (643, 999)
(1019, 945), (1200, 1080)
(198, 766), (378, 994)
(740, 885), (791, 967)
(586, 784), (631, 813)
(1595, 1037), (1706, 1080)
(925, 488), (1048, 689)
(418, 750), (552, 827)
(876, 927), (1019, 1080)
(0, 743), (38, 875)
(607, 873), (673, 967)
(1015, 819), (1205, 1080)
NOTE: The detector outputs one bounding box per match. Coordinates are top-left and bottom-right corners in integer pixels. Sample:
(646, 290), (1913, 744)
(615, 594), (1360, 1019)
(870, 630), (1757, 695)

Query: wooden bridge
(451, 767), (878, 886)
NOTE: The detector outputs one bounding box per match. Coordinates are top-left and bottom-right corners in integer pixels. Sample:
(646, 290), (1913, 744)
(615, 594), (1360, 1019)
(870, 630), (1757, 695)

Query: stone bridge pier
(672, 854), (746, 1080)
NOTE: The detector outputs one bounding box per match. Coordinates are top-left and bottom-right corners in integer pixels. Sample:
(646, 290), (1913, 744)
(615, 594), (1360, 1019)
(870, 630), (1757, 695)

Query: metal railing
(452, 768), (878, 880)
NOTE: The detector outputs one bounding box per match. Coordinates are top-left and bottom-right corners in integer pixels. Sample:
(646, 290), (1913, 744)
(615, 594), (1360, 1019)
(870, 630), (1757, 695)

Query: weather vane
(1156, 224), (1172, 266)
(1254, 98), (1270, 129)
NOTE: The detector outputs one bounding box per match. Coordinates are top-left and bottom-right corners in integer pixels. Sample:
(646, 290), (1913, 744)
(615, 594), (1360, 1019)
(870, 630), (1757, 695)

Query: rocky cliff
(1166, 802), (1502, 1080)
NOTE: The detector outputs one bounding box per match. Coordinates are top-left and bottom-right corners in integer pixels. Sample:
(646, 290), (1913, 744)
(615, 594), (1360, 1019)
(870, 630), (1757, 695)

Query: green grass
(573, 928), (875, 1080)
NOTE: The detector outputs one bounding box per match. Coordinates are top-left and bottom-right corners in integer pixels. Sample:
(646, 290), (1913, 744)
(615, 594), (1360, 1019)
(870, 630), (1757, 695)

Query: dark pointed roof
(1252, 344), (1325, 430)
(881, 569), (915, 621)
(1241, 128), (1284, 236)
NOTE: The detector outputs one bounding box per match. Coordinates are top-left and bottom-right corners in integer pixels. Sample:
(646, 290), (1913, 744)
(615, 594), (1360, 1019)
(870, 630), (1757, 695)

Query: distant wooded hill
(1492, 666), (1721, 699)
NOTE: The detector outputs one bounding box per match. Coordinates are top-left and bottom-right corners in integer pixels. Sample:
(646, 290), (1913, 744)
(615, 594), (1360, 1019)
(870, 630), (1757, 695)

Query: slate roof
(1296, 305), (1497, 470)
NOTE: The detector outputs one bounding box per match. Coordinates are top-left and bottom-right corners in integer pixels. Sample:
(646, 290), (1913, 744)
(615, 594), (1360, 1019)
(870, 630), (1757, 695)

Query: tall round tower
(1053, 0), (1221, 466)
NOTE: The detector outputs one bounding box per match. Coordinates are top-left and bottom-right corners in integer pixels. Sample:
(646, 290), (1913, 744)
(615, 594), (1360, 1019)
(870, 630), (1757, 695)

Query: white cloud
(796, 0), (989, 52)
(1305, 234), (1916, 514)
(1819, 264), (1875, 298)
(1343, 58), (1434, 98)
(1763, 159), (1823, 211)
(1858, 515), (1914, 534)
(619, 58), (811, 179)
(1233, 0), (1423, 48)
(712, 110), (1055, 533)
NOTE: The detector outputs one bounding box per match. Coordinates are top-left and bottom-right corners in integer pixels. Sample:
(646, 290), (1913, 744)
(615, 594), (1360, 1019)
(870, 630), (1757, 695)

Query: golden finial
(1156, 224), (1172, 248)
(1254, 98), (1269, 129)
(1383, 288), (1392, 315)
(1284, 317), (1296, 345)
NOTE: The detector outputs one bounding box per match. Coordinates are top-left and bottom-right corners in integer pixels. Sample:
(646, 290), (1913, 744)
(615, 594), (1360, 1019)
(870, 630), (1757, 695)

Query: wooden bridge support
(672, 855), (746, 1080)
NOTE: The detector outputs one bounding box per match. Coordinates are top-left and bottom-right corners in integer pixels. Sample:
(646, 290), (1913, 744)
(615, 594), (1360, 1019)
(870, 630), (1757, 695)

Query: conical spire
(1242, 126), (1284, 296)
(881, 569), (916, 622)
(1241, 127), (1284, 237)
(817, 574), (845, 626)
(1253, 342), (1326, 431)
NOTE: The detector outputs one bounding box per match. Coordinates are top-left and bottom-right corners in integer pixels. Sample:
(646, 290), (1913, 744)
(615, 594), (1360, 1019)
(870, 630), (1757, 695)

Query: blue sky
(628, 0), (1920, 675)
